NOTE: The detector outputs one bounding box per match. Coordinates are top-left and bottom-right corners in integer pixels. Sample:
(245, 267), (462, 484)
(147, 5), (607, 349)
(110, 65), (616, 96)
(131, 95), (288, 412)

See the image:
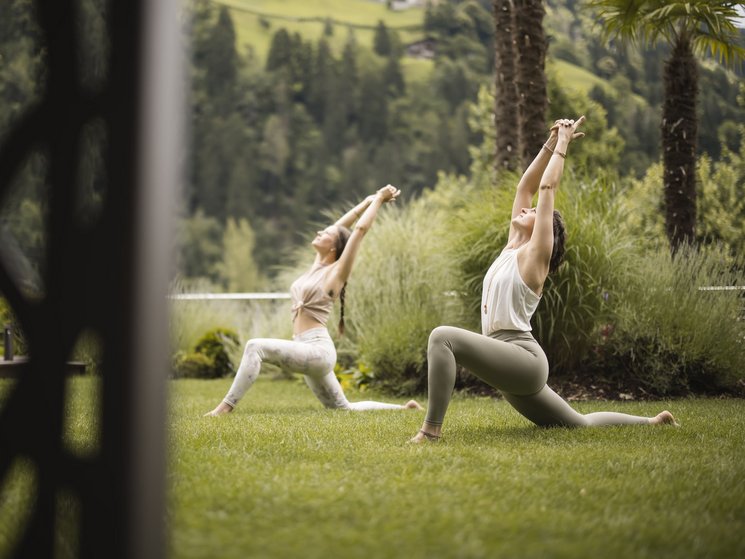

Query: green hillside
(548, 59), (646, 106)
(216, 0), (427, 62)
(217, 0), (645, 102)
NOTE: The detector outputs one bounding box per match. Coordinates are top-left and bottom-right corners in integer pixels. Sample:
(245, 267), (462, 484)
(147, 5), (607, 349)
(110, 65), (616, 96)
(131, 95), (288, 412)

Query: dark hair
(549, 210), (566, 274)
(334, 226), (352, 335)
(334, 225), (351, 258)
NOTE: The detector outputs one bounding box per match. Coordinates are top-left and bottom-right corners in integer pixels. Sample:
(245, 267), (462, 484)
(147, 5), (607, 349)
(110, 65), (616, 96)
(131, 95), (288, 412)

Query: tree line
(183, 0), (502, 281)
(0, 0), (743, 286)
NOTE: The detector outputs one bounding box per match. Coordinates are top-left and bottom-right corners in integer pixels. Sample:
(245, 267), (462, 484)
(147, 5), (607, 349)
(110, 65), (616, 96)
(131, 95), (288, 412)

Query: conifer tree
(266, 28), (292, 71)
(339, 34), (359, 125)
(204, 6), (239, 100)
(358, 71), (388, 143)
(308, 38), (336, 123)
(383, 53), (405, 97)
(373, 20), (392, 56)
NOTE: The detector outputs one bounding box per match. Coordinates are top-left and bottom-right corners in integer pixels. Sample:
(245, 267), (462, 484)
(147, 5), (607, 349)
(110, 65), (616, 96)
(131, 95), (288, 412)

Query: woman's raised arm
(326, 185), (400, 294)
(335, 195), (376, 230)
(523, 116), (585, 287)
(510, 124), (559, 213)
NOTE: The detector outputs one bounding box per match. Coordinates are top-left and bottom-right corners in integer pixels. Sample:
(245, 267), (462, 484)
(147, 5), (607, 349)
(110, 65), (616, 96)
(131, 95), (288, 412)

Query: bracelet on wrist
(542, 144), (554, 154)
(555, 150), (566, 159)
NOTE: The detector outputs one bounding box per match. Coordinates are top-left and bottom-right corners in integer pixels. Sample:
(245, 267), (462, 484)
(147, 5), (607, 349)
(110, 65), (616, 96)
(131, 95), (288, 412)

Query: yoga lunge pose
(206, 185), (423, 416)
(410, 117), (676, 442)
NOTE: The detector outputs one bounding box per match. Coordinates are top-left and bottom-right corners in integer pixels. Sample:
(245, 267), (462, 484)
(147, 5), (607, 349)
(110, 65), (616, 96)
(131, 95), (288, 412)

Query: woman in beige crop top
(205, 185), (422, 416)
(410, 117), (676, 442)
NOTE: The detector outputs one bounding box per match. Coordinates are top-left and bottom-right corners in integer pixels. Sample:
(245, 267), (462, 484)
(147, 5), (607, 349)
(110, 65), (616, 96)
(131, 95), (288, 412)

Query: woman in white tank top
(205, 185), (422, 416)
(410, 117), (677, 442)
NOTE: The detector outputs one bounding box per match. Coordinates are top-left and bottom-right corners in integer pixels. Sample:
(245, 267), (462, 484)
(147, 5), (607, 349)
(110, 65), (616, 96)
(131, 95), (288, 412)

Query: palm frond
(587, 0), (745, 56)
(692, 32), (745, 65)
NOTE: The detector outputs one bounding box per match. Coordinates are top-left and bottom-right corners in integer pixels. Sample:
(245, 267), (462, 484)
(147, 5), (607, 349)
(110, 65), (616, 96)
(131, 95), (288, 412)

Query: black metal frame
(0, 1), (181, 557)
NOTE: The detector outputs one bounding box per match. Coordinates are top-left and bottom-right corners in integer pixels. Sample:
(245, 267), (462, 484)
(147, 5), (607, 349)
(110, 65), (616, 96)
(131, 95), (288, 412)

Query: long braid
(334, 226), (352, 336)
(338, 283), (347, 336)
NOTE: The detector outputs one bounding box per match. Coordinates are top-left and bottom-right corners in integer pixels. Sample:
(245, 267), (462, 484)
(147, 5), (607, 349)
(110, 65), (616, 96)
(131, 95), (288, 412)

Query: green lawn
(2, 378), (744, 558)
(171, 379), (745, 559)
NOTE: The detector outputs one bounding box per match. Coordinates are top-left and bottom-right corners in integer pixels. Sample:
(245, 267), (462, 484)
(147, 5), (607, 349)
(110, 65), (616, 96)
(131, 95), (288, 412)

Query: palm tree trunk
(662, 36), (698, 252)
(493, 0), (519, 172)
(514, 0), (547, 169)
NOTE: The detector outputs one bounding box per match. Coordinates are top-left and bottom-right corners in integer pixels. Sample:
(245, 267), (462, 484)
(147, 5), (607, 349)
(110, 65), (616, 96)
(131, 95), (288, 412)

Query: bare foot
(408, 428), (441, 444)
(650, 410), (679, 426)
(405, 399), (424, 410)
(204, 402), (234, 417)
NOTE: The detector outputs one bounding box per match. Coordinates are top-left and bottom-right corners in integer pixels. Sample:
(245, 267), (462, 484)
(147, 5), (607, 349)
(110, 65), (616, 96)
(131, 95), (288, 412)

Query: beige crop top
(481, 248), (541, 335)
(290, 263), (335, 325)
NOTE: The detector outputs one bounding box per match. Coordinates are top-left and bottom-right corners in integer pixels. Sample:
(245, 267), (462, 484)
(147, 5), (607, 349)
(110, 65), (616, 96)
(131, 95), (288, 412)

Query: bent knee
(243, 339), (263, 357)
(428, 326), (455, 350)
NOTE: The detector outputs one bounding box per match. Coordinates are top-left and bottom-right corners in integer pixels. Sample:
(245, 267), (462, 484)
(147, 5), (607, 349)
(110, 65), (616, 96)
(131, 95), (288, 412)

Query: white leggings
(223, 327), (406, 411)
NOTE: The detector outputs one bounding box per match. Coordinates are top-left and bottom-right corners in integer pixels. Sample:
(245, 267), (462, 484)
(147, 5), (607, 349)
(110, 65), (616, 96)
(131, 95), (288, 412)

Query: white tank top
(481, 248), (541, 335)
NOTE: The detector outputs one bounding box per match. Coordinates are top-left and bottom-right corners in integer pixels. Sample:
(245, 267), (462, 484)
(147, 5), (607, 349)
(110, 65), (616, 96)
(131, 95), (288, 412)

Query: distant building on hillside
(405, 37), (436, 59)
(370, 0), (431, 11)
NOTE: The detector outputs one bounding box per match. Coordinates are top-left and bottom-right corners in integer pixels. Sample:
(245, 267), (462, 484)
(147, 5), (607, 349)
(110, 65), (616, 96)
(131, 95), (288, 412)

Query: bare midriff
(293, 312), (326, 336)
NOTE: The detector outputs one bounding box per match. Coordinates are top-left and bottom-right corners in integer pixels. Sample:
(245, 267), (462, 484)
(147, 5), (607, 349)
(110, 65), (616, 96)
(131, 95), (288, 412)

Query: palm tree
(588, 0), (745, 252)
(493, 0), (519, 172)
(513, 0), (548, 169)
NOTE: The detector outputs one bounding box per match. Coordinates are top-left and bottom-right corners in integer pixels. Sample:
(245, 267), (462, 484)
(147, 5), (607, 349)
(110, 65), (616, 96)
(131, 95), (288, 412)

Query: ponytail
(549, 210), (566, 274)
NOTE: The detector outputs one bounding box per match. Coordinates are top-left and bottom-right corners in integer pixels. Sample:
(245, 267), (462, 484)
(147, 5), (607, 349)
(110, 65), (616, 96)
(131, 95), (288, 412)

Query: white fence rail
(168, 287), (745, 301)
(168, 292), (290, 300)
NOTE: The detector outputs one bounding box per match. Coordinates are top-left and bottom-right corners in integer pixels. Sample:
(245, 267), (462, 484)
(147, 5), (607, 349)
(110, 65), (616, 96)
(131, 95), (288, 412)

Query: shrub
(450, 171), (634, 374)
(193, 328), (240, 379)
(169, 277), (292, 366)
(170, 327), (241, 379)
(341, 194), (464, 394)
(172, 351), (215, 379)
(600, 244), (745, 394)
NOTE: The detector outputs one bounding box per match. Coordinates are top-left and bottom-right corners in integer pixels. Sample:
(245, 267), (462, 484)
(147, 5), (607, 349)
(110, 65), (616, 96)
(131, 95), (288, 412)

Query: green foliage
(546, 72), (625, 173)
(532, 179), (636, 373)
(342, 199), (463, 394)
(194, 328), (241, 377)
(373, 20), (392, 56)
(169, 277), (292, 364)
(174, 209), (223, 283)
(622, 127), (745, 260)
(173, 327), (241, 380)
(172, 351), (215, 379)
(603, 245), (745, 393)
(448, 170), (634, 374)
(0, 297), (26, 357)
(587, 0), (745, 65)
(333, 360), (375, 392)
(213, 218), (266, 292)
(174, 0), (745, 277)
(425, 0), (495, 73)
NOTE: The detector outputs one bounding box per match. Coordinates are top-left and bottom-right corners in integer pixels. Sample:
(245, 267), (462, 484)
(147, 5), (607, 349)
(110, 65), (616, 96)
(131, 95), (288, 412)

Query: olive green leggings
(425, 326), (651, 428)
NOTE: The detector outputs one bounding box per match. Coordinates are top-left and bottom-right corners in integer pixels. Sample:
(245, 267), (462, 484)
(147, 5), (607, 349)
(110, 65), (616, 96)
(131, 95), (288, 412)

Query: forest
(2, 0), (744, 288)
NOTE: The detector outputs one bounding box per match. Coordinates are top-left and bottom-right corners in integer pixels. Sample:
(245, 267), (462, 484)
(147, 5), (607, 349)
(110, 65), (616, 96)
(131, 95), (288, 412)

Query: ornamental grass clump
(605, 244), (745, 393)
(450, 171), (634, 375)
(341, 198), (463, 394)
